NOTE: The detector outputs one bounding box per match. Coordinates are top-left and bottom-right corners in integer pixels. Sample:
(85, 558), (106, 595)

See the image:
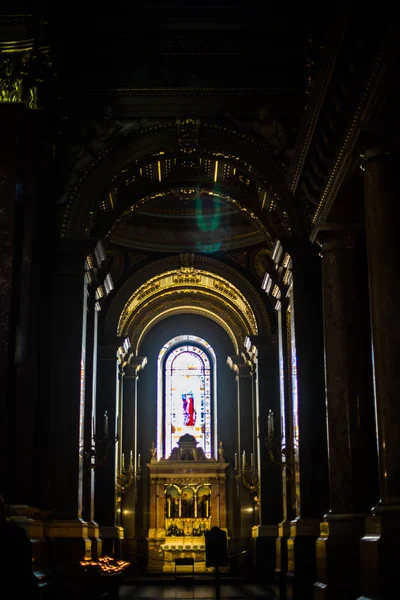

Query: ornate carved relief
(0, 42), (52, 109)
(104, 254), (272, 340)
(117, 268), (257, 336)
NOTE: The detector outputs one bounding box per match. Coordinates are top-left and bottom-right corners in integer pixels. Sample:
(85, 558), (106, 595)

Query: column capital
(227, 355), (251, 375)
(279, 237), (320, 259)
(247, 334), (278, 358)
(55, 239), (100, 266)
(125, 356), (147, 377)
(317, 230), (356, 254)
(360, 146), (392, 170)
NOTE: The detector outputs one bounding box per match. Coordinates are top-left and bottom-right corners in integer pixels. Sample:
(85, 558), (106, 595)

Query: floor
(119, 578), (289, 600)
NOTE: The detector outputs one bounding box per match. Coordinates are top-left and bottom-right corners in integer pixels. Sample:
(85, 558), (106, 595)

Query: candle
(92, 416), (95, 437)
(268, 409), (274, 436)
(137, 453), (141, 469)
(104, 411), (109, 436)
(122, 453), (125, 470)
(167, 497), (171, 518)
(250, 452), (254, 469)
(234, 452), (238, 469)
(242, 450), (246, 467)
(129, 450), (133, 468)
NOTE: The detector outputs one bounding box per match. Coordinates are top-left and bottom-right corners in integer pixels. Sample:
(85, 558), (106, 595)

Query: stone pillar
(357, 148), (400, 600)
(314, 232), (379, 600)
(41, 240), (97, 568)
(275, 298), (297, 587)
(227, 356), (255, 543)
(248, 336), (282, 583)
(95, 339), (121, 557)
(121, 357), (147, 562)
(282, 240), (329, 599)
(0, 104), (41, 503)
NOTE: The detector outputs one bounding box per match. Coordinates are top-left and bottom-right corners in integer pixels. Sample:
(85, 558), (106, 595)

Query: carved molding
(103, 254), (272, 340)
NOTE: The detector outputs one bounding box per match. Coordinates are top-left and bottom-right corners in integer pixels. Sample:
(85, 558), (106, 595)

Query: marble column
(358, 148), (400, 600)
(248, 336), (282, 583)
(275, 298), (296, 587)
(282, 240), (329, 599)
(314, 232), (379, 600)
(95, 339), (121, 557)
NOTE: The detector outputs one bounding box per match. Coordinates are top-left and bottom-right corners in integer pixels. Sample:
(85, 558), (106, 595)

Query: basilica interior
(1, 7), (399, 600)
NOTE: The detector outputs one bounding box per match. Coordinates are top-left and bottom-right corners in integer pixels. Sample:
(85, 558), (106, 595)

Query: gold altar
(146, 435), (229, 573)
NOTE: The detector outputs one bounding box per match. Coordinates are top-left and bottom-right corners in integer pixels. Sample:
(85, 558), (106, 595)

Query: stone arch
(60, 121), (308, 241)
(102, 254), (273, 355)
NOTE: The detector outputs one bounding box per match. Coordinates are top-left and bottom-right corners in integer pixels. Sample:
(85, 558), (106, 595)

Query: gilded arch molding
(117, 269), (258, 355)
(103, 254), (273, 348)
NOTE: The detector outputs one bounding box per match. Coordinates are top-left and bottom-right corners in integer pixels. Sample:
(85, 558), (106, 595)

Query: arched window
(157, 335), (216, 459)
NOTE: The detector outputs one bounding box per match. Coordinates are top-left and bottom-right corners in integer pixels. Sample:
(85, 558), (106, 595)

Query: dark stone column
(314, 232), (379, 600)
(275, 298), (296, 588)
(95, 340), (121, 557)
(358, 148), (400, 600)
(248, 336), (283, 583)
(0, 104), (35, 500)
(282, 240), (329, 599)
(42, 240), (96, 568)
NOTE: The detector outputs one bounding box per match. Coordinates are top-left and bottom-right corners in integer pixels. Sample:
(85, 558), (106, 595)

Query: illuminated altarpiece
(146, 434), (228, 573)
(147, 336), (228, 573)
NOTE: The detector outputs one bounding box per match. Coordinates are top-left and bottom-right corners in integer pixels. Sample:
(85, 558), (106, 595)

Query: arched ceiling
(60, 120), (308, 256)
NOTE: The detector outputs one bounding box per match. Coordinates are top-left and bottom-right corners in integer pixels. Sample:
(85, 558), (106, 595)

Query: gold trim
(136, 305), (239, 355)
(117, 269), (258, 336)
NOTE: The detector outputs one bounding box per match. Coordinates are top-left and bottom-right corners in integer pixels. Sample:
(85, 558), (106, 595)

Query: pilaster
(121, 357), (147, 560)
(94, 338), (121, 556)
(227, 355), (255, 541)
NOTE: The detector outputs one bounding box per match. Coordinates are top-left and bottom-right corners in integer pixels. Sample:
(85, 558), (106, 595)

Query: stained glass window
(158, 335), (215, 459)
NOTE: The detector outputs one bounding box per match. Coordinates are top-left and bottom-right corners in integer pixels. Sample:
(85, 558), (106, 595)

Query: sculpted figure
(225, 105), (290, 157)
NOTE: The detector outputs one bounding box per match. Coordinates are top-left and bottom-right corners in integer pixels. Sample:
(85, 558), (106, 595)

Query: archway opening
(157, 334), (217, 459)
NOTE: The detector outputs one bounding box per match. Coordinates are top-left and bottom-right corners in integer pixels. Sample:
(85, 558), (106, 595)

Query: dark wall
(135, 313), (238, 539)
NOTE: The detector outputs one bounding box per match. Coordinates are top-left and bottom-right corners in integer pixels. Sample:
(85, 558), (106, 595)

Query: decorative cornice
(76, 87), (301, 97)
(287, 23), (346, 194)
(310, 28), (397, 237)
